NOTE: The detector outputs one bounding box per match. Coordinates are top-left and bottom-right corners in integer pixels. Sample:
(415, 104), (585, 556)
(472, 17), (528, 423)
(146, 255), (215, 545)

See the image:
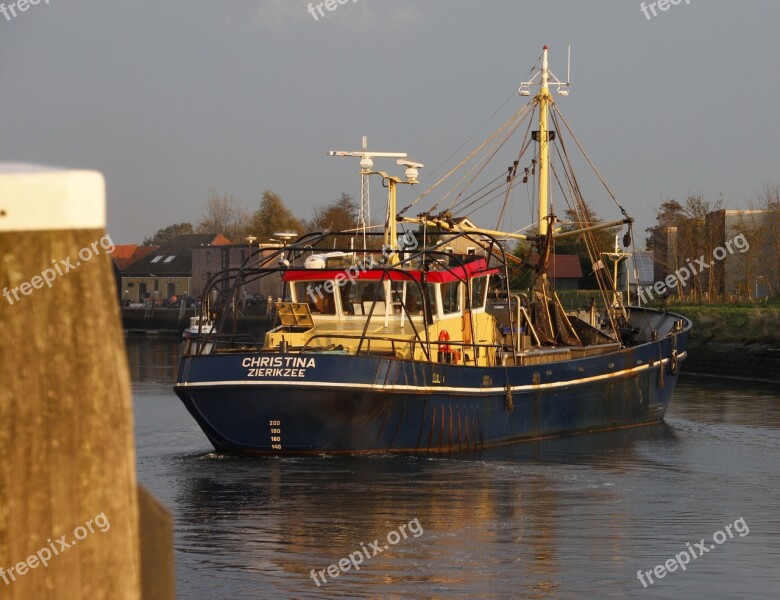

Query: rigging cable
(398, 102), (533, 217)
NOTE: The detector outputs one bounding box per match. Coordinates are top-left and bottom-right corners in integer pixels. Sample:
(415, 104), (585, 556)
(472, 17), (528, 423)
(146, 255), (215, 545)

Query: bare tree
(196, 190), (249, 243)
(647, 195), (723, 302)
(730, 213), (764, 301)
(755, 184), (780, 297)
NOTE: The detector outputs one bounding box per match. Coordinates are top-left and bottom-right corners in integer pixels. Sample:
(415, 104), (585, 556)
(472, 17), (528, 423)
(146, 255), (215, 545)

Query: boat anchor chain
(505, 384), (514, 412)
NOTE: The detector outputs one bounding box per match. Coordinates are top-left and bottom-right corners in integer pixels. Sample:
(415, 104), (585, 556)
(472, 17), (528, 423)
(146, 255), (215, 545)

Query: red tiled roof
(113, 245), (158, 270)
(530, 254), (583, 279)
(112, 244), (138, 260)
(211, 234), (232, 246)
(549, 254), (583, 279)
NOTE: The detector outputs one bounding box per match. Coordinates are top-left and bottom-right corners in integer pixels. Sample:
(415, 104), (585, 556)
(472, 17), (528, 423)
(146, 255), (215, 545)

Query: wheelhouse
(261, 255), (501, 365)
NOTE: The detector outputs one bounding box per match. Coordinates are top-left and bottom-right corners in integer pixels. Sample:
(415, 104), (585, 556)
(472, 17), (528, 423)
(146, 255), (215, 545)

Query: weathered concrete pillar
(0, 164), (171, 599)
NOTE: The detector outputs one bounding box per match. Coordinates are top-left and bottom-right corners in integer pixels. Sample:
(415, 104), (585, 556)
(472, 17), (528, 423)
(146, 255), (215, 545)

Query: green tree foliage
(644, 199), (686, 251)
(508, 241), (534, 291)
(248, 191), (303, 242)
(304, 193), (357, 233)
(142, 222), (194, 246)
(555, 202), (618, 289)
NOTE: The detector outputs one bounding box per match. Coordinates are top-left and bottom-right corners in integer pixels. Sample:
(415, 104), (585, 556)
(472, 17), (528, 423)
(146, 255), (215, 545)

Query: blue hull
(174, 315), (689, 454)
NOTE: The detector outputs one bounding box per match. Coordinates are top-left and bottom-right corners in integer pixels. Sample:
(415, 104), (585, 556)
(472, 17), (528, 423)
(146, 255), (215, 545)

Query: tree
(248, 191), (303, 242)
(646, 195), (724, 302)
(555, 201), (618, 289)
(196, 190), (249, 242)
(645, 199), (686, 251)
(142, 222), (194, 246)
(508, 241), (534, 290)
(754, 184), (780, 297)
(304, 193), (357, 233)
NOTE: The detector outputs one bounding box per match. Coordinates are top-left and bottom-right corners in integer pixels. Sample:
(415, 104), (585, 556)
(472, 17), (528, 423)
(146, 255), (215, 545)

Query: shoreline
(668, 304), (780, 383)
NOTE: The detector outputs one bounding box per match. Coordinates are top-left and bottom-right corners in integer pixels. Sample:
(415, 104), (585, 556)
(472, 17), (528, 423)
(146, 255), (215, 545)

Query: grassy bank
(667, 304), (780, 345)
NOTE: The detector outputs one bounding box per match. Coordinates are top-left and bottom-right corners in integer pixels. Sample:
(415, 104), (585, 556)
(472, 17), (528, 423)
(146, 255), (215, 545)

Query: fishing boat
(174, 46), (691, 455)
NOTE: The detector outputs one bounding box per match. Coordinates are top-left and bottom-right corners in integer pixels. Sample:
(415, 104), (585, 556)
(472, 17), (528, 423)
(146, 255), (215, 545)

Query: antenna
(327, 137), (407, 250)
(519, 45), (572, 97)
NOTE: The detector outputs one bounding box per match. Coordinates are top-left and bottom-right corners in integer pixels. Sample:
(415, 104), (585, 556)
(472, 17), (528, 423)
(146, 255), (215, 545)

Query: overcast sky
(1, 0), (778, 244)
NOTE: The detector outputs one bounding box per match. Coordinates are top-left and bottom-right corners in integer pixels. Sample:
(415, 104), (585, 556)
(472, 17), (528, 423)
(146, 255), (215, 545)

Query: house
(706, 209), (778, 299)
(111, 244), (158, 302)
(436, 217), (494, 256)
(546, 254), (584, 289)
(653, 209), (778, 300)
(618, 250), (654, 303)
(112, 244), (158, 271)
(121, 234), (231, 304)
(190, 244), (283, 302)
(528, 254), (583, 289)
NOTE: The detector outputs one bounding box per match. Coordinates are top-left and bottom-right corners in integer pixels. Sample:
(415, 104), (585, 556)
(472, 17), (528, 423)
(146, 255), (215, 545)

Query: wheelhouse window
(342, 280), (387, 316)
(440, 281), (462, 315)
(470, 275), (488, 310)
(292, 280), (337, 315)
(388, 281), (424, 316)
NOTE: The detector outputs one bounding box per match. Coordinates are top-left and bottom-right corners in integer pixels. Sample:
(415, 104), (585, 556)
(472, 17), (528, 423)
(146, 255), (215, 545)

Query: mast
(363, 159), (423, 265)
(327, 140), (407, 251)
(538, 45), (552, 241)
(386, 177), (398, 262)
(534, 45), (556, 290)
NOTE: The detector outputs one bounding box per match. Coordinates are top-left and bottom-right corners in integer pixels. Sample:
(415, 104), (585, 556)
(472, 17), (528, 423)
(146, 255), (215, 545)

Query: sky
(1, 0), (778, 245)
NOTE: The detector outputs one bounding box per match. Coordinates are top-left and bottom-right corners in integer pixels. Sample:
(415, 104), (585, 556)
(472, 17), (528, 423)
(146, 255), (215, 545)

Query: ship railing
(299, 333), (500, 364)
(184, 333), (262, 356)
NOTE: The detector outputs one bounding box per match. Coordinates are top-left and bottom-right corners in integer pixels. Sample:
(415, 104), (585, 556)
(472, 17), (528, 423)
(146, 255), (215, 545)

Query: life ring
(669, 350), (679, 376)
(438, 330), (451, 353)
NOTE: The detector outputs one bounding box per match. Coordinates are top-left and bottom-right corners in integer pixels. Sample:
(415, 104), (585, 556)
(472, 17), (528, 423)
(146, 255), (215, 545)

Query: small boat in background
(182, 315), (215, 339)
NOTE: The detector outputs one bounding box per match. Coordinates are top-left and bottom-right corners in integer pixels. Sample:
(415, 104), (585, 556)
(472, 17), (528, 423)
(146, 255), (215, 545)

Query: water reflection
(125, 336), (182, 385)
(130, 338), (780, 599)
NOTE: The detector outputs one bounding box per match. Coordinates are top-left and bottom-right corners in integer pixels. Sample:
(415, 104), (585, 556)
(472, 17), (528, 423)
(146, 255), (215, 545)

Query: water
(130, 338), (780, 599)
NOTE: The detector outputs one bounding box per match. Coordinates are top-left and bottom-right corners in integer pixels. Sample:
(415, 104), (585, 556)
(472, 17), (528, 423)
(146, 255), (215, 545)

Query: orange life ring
(438, 330), (451, 353)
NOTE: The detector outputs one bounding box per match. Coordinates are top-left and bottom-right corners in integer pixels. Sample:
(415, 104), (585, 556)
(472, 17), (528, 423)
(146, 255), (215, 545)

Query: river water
(129, 338), (780, 599)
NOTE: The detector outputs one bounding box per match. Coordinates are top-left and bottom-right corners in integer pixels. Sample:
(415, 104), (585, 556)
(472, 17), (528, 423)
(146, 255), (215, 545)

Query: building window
(151, 256), (163, 263)
(164, 255), (176, 263)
